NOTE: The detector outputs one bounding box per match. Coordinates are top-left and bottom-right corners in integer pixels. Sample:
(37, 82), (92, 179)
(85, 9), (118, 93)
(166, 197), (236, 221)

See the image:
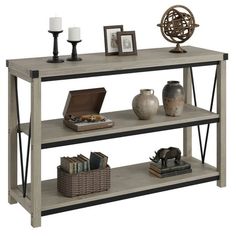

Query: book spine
(77, 160), (83, 173)
(149, 168), (192, 178)
(96, 152), (108, 168)
(90, 152), (100, 170)
(80, 155), (88, 171)
(74, 156), (83, 172)
(149, 168), (162, 178)
(149, 162), (191, 174)
(65, 157), (74, 174)
(60, 157), (69, 173)
(68, 157), (76, 174)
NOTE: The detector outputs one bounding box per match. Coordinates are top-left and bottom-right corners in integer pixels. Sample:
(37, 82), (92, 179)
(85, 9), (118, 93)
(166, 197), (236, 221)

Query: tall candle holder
(47, 30), (64, 63)
(67, 40), (82, 61)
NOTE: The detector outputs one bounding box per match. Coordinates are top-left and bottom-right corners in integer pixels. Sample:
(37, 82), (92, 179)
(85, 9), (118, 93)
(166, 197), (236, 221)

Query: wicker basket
(57, 165), (111, 197)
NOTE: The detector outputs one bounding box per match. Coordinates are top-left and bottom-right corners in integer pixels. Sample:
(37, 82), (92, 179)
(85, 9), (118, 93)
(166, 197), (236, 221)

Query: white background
(0, 0), (235, 235)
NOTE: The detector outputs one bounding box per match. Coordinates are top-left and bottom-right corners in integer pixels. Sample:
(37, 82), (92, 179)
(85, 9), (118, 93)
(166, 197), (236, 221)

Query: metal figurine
(150, 147), (181, 168)
(157, 5), (199, 53)
(67, 40), (82, 61)
(47, 30), (64, 63)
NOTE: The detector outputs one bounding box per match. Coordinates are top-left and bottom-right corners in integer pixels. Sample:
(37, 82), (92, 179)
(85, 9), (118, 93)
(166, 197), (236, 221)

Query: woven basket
(57, 165), (111, 197)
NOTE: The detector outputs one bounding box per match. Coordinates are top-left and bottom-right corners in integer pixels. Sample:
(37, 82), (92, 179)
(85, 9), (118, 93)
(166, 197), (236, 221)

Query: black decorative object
(47, 30), (64, 63)
(150, 147), (181, 167)
(67, 40), (82, 61)
(149, 147), (192, 178)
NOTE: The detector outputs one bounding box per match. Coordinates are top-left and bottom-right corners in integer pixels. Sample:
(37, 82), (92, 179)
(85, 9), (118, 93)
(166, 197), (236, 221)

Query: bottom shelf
(14, 157), (219, 216)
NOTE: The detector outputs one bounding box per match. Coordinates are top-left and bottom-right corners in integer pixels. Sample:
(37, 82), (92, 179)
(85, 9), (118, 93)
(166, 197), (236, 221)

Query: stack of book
(90, 152), (108, 170)
(60, 154), (90, 174)
(60, 152), (109, 174)
(149, 160), (192, 178)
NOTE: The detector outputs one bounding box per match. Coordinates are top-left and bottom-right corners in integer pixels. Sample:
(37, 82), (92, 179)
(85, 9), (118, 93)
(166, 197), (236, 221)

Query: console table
(7, 46), (227, 227)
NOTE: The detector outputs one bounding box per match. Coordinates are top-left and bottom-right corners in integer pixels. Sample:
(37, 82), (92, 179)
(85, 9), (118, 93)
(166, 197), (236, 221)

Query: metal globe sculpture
(157, 5), (199, 53)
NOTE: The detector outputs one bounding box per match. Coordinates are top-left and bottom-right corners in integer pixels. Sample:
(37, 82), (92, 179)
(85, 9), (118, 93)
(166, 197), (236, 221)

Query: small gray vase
(162, 81), (185, 116)
(132, 89), (159, 120)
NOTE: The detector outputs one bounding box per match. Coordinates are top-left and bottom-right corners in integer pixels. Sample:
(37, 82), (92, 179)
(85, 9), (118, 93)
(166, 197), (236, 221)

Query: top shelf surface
(7, 46), (227, 81)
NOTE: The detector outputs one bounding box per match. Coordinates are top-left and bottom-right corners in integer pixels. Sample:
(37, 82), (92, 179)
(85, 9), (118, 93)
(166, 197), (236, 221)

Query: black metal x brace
(14, 77), (31, 198)
(190, 66), (218, 164)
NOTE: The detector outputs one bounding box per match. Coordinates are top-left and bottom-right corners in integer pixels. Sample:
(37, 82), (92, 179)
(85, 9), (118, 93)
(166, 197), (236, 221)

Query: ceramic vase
(132, 89), (159, 120)
(162, 81), (185, 116)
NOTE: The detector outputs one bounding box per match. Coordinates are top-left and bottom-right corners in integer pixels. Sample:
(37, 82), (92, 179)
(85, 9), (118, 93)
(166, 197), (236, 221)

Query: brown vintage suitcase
(63, 87), (114, 131)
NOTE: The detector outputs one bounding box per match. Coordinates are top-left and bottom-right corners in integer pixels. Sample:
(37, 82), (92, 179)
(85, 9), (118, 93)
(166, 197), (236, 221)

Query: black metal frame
(190, 66), (218, 163)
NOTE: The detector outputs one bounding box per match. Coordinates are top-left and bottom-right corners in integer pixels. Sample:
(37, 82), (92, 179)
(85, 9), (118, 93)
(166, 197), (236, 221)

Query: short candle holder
(47, 30), (64, 63)
(67, 40), (82, 61)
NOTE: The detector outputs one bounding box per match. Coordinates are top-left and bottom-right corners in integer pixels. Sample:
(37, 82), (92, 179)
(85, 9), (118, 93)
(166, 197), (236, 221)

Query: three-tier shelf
(7, 46), (227, 227)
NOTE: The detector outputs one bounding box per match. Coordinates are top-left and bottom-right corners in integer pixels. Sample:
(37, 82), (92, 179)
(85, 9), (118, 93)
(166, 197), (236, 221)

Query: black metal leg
(202, 68), (217, 163)
(190, 68), (204, 161)
(23, 116), (31, 197)
(190, 66), (218, 163)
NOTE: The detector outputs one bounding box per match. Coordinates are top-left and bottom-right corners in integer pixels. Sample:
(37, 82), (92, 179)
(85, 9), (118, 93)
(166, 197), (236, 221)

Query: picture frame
(117, 31), (137, 56)
(103, 25), (123, 55)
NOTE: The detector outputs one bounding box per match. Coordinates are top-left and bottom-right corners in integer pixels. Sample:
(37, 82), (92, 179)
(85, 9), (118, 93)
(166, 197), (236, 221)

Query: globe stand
(157, 5), (199, 55)
(169, 43), (187, 53)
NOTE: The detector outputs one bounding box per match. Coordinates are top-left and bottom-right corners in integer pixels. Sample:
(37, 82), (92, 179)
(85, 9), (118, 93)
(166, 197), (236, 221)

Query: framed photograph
(103, 25), (123, 55)
(117, 31), (137, 56)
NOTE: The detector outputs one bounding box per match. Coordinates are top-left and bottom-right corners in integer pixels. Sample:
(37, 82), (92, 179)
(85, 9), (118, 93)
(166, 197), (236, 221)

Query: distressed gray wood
(10, 188), (31, 213)
(217, 61), (226, 187)
(17, 157), (218, 211)
(31, 78), (42, 227)
(9, 68), (32, 83)
(183, 67), (192, 158)
(7, 47), (226, 80)
(20, 105), (219, 146)
(8, 72), (18, 204)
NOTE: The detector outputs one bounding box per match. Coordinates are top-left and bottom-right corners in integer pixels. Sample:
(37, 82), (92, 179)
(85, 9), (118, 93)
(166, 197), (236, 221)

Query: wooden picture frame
(103, 25), (123, 55)
(117, 31), (137, 56)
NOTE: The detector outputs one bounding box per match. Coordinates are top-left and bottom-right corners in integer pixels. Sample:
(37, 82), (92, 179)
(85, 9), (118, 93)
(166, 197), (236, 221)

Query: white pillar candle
(68, 27), (81, 41)
(49, 17), (62, 31)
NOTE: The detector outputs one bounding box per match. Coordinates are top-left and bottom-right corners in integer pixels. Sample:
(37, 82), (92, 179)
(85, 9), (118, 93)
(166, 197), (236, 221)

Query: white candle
(68, 27), (81, 41)
(49, 17), (62, 31)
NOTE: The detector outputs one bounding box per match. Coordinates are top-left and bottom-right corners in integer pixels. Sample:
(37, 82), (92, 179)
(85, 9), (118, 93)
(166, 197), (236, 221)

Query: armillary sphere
(157, 5), (199, 53)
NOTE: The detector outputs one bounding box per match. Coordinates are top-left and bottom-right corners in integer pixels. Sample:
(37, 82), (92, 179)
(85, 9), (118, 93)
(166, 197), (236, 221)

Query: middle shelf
(20, 105), (219, 149)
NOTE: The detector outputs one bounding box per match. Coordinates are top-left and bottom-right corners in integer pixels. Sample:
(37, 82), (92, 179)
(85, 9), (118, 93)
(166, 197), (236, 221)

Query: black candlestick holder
(67, 40), (82, 61)
(47, 30), (64, 63)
